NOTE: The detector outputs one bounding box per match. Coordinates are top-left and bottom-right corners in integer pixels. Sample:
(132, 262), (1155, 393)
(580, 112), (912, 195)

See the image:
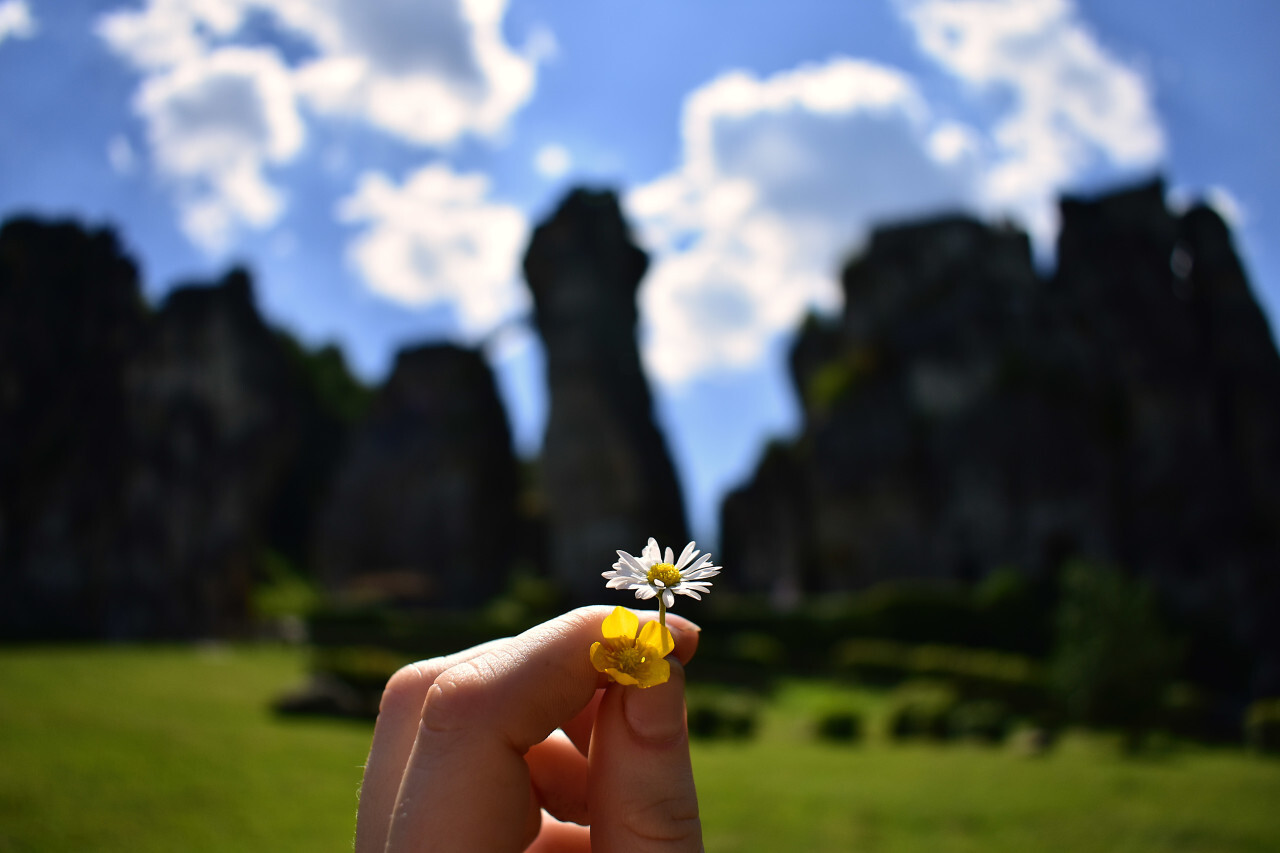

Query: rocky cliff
(524, 189), (689, 600)
(722, 179), (1280, 695)
(314, 343), (520, 606)
(0, 219), (358, 638)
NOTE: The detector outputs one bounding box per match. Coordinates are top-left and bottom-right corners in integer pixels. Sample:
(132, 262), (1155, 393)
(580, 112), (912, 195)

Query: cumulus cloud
(337, 163), (529, 334)
(135, 46), (304, 250)
(98, 0), (541, 250)
(899, 0), (1164, 242)
(534, 143), (571, 179)
(0, 0), (36, 44)
(628, 59), (977, 383)
(630, 0), (1165, 384)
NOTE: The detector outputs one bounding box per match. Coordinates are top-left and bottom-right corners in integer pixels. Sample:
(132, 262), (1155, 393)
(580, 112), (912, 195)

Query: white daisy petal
(685, 554), (712, 573)
(683, 567), (720, 581)
(605, 537), (722, 609)
(676, 541), (699, 569)
(618, 552), (647, 575)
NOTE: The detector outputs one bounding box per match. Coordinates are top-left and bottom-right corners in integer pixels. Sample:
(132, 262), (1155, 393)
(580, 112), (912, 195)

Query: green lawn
(1, 646), (1277, 852)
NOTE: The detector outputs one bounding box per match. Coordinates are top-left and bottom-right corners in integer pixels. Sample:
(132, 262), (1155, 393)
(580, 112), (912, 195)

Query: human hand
(354, 606), (704, 852)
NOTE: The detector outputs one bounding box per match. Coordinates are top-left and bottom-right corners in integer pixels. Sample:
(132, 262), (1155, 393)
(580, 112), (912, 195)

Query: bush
(815, 710), (863, 743)
(686, 694), (760, 741)
(1245, 698), (1280, 754)
(832, 638), (1046, 711)
(948, 700), (1012, 744)
(1050, 562), (1181, 749)
(886, 684), (959, 742)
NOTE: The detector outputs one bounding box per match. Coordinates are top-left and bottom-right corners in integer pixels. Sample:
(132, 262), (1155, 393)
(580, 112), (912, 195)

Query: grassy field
(1, 646), (1278, 852)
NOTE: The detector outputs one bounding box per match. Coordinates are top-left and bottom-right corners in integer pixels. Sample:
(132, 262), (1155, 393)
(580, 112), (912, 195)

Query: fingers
(384, 606), (698, 852)
(362, 607), (701, 852)
(527, 729), (589, 825)
(589, 661), (703, 852)
(354, 639), (505, 853)
(527, 812), (591, 853)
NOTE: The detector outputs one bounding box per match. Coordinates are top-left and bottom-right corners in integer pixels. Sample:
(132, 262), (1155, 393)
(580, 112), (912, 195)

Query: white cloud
(899, 0), (1165, 243)
(0, 0), (35, 44)
(132, 46), (305, 250)
(337, 163), (529, 335)
(534, 143), (571, 179)
(285, 0), (539, 145)
(628, 58), (977, 383)
(631, 1), (1166, 385)
(98, 0), (542, 250)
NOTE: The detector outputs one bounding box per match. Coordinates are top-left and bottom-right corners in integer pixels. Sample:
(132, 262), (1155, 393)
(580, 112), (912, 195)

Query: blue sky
(1, 0), (1277, 544)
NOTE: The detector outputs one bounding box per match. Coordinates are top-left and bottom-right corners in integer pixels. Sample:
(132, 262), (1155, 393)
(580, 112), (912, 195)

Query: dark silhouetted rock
(524, 189), (689, 599)
(0, 218), (357, 639)
(0, 218), (147, 637)
(314, 344), (520, 606)
(109, 268), (304, 637)
(722, 179), (1280, 695)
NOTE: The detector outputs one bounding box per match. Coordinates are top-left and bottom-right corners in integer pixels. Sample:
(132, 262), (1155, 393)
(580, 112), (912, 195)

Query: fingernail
(623, 665), (685, 743)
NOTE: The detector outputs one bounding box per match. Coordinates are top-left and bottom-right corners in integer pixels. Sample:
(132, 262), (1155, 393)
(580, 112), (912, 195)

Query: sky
(1, 0), (1278, 545)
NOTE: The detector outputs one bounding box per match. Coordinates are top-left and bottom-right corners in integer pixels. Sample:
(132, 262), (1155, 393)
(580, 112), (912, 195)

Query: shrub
(886, 684), (960, 742)
(948, 700), (1012, 744)
(1245, 698), (1280, 754)
(815, 711), (863, 743)
(686, 694), (760, 741)
(1050, 561), (1181, 749)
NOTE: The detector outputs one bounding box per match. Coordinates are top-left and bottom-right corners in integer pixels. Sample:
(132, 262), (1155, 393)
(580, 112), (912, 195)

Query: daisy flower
(590, 606), (675, 688)
(604, 538), (719, 626)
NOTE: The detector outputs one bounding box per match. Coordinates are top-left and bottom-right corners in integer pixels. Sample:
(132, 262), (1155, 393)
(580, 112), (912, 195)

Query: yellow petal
(608, 668), (641, 686)
(589, 641), (610, 673)
(601, 606), (638, 641)
(638, 620), (675, 658)
(633, 656), (671, 688)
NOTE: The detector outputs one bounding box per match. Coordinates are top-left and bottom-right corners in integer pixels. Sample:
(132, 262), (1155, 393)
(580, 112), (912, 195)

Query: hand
(354, 606), (704, 852)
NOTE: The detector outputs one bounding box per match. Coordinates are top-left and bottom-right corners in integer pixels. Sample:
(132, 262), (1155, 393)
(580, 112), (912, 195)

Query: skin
(355, 605), (704, 852)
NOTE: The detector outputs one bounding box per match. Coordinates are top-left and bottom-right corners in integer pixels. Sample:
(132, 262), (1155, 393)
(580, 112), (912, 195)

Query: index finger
(382, 606), (698, 852)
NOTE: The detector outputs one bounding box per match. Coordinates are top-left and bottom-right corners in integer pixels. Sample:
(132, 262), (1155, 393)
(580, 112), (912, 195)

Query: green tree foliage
(1050, 561), (1180, 747)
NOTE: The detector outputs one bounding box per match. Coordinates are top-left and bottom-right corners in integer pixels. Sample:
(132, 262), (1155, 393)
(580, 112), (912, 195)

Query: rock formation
(524, 189), (689, 599)
(0, 218), (354, 638)
(313, 344), (520, 606)
(722, 179), (1280, 695)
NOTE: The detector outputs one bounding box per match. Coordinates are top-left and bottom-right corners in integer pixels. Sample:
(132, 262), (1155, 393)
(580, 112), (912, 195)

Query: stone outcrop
(0, 218), (354, 638)
(722, 179), (1280, 694)
(524, 189), (689, 599)
(313, 344), (520, 606)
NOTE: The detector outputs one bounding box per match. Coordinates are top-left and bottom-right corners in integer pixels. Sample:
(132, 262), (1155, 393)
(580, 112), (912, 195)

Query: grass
(1, 647), (1278, 852)
(0, 645), (371, 853)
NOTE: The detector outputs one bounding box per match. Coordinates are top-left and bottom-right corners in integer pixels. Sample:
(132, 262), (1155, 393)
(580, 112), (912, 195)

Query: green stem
(658, 596), (667, 632)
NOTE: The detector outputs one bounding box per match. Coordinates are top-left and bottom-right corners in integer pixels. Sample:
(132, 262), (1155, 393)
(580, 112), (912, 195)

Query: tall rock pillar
(524, 189), (688, 599)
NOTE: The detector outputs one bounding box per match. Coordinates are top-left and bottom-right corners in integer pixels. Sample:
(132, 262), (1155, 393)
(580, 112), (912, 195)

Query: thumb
(588, 660), (703, 852)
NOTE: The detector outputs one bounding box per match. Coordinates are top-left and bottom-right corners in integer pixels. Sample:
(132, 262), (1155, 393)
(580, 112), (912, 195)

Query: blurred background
(2, 0), (1280, 850)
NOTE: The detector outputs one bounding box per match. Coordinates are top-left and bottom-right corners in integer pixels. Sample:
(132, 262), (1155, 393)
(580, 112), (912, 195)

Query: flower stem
(658, 597), (667, 632)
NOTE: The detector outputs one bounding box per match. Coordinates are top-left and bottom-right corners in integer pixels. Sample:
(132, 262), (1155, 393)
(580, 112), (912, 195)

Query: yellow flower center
(614, 647), (645, 674)
(646, 562), (682, 588)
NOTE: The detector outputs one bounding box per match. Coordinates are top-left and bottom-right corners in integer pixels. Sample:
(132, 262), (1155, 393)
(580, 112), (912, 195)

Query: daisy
(589, 606), (674, 688)
(603, 538), (720, 621)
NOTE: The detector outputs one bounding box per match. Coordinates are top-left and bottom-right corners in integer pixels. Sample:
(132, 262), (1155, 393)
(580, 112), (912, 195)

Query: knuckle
(418, 659), (495, 734)
(378, 662), (431, 717)
(619, 794), (702, 846)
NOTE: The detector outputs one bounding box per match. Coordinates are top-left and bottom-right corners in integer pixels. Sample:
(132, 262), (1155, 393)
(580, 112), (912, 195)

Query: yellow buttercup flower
(590, 606), (675, 688)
